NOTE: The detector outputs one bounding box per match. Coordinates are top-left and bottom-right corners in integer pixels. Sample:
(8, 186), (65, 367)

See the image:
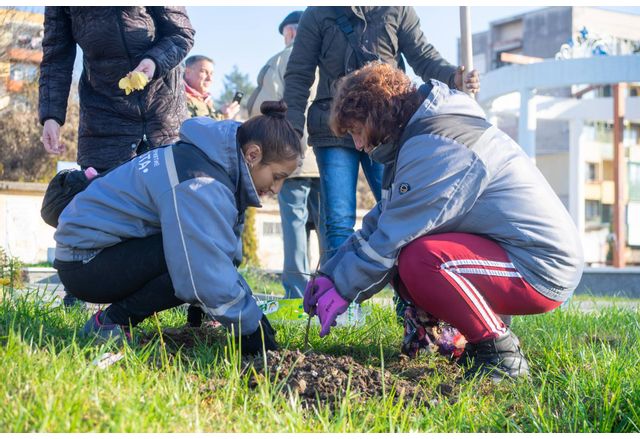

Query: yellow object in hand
(118, 71), (149, 95)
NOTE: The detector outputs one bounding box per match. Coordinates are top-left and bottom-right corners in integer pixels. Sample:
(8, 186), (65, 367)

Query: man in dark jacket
(39, 6), (195, 171)
(283, 6), (479, 262)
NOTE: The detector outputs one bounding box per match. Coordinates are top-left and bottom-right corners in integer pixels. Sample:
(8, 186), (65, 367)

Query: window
(585, 200), (602, 224)
(262, 222), (282, 236)
(585, 121), (613, 144)
(630, 162), (640, 202)
(623, 123), (639, 146)
(601, 204), (612, 224)
(585, 162), (598, 182)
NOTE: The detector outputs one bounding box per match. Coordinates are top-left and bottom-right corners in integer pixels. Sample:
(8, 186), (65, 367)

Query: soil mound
(246, 349), (430, 408)
(139, 327), (458, 409)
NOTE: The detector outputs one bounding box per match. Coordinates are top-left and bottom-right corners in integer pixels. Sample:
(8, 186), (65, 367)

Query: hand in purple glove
(303, 276), (350, 337)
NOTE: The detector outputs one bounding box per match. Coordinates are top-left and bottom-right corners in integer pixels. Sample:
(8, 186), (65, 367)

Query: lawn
(0, 280), (638, 432)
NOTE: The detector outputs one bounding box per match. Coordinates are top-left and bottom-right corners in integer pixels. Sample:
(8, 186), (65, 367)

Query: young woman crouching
(54, 101), (301, 354)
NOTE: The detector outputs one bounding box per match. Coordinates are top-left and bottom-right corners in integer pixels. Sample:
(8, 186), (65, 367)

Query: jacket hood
(179, 117), (261, 208)
(371, 80), (487, 165)
(408, 79), (487, 125)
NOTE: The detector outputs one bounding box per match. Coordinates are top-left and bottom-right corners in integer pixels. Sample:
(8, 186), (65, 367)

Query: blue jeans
(314, 146), (383, 263)
(278, 177), (324, 298)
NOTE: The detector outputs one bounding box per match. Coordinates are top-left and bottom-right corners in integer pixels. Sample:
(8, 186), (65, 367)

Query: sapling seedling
(303, 258), (322, 350)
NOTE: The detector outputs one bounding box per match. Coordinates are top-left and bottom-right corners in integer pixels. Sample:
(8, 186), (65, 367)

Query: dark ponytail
(237, 100), (302, 164)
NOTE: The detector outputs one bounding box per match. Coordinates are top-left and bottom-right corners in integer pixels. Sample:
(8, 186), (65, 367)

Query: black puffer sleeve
(283, 9), (321, 136)
(144, 7), (195, 79)
(38, 6), (76, 126)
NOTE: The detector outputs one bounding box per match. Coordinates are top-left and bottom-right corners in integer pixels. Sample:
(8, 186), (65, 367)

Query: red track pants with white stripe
(397, 233), (562, 343)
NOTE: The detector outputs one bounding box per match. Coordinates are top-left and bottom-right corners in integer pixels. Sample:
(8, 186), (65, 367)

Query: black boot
(459, 329), (529, 381)
(187, 304), (205, 327)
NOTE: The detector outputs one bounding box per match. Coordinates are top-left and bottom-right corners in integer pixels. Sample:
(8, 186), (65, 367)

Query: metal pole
(612, 83), (626, 268)
(459, 6), (474, 97)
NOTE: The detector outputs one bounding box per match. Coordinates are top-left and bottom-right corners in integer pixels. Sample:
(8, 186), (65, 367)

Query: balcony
(5, 79), (25, 93)
(7, 48), (42, 64)
(584, 181), (616, 205)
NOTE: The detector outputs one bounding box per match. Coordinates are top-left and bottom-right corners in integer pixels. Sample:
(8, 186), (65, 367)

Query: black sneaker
(62, 292), (86, 309)
(459, 329), (529, 381)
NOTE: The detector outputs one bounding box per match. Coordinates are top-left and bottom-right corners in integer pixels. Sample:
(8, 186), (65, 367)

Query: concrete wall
(523, 7), (573, 60)
(536, 153), (570, 203)
(0, 182), (55, 263)
(536, 119), (570, 154)
(572, 7), (640, 43)
(576, 267), (640, 297)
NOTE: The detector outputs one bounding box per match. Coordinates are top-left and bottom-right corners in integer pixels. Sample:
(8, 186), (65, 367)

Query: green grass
(240, 267), (285, 297)
(1, 284), (638, 432)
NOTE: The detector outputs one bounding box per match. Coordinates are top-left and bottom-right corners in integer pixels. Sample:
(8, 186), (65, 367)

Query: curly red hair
(330, 62), (423, 147)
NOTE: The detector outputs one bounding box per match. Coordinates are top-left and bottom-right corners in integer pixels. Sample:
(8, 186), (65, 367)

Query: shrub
(241, 206), (260, 267)
(0, 247), (24, 291)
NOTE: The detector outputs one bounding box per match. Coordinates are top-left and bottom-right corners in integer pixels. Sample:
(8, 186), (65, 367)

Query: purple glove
(303, 276), (350, 337)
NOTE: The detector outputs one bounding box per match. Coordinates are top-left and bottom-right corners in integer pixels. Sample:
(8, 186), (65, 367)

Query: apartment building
(0, 8), (43, 112)
(471, 7), (640, 265)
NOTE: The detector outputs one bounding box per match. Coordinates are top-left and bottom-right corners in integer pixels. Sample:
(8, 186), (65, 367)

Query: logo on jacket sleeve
(398, 183), (411, 194)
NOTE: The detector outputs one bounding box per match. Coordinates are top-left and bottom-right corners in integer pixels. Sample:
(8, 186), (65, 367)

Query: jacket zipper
(351, 7), (367, 45)
(115, 9), (148, 149)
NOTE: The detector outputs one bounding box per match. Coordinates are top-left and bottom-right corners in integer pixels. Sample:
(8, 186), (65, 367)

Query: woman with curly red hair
(303, 63), (584, 380)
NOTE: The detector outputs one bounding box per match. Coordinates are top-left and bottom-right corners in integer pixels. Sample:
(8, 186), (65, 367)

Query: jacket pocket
(307, 99), (332, 139)
(320, 25), (338, 58)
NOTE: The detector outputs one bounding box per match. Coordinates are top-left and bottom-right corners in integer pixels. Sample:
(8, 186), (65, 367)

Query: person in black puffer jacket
(39, 6), (195, 172)
(38, 7), (194, 308)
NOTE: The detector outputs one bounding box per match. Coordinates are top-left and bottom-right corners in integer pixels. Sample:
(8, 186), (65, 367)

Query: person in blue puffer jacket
(304, 63), (584, 380)
(54, 101), (302, 354)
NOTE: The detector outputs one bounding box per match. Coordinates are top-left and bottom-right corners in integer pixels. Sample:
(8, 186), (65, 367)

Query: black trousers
(54, 234), (184, 326)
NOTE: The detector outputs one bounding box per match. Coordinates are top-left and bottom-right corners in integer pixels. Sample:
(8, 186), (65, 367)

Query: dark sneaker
(63, 293), (86, 309)
(459, 329), (529, 381)
(81, 310), (131, 344)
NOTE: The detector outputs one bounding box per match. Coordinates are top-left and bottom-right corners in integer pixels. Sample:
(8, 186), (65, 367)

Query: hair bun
(260, 100), (287, 119)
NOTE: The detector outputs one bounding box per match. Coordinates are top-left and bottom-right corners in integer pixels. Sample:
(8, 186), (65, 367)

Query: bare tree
(0, 7), (79, 182)
(0, 79), (79, 182)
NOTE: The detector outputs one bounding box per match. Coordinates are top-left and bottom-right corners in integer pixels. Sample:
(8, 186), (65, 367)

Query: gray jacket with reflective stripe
(54, 118), (264, 334)
(321, 80), (584, 303)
